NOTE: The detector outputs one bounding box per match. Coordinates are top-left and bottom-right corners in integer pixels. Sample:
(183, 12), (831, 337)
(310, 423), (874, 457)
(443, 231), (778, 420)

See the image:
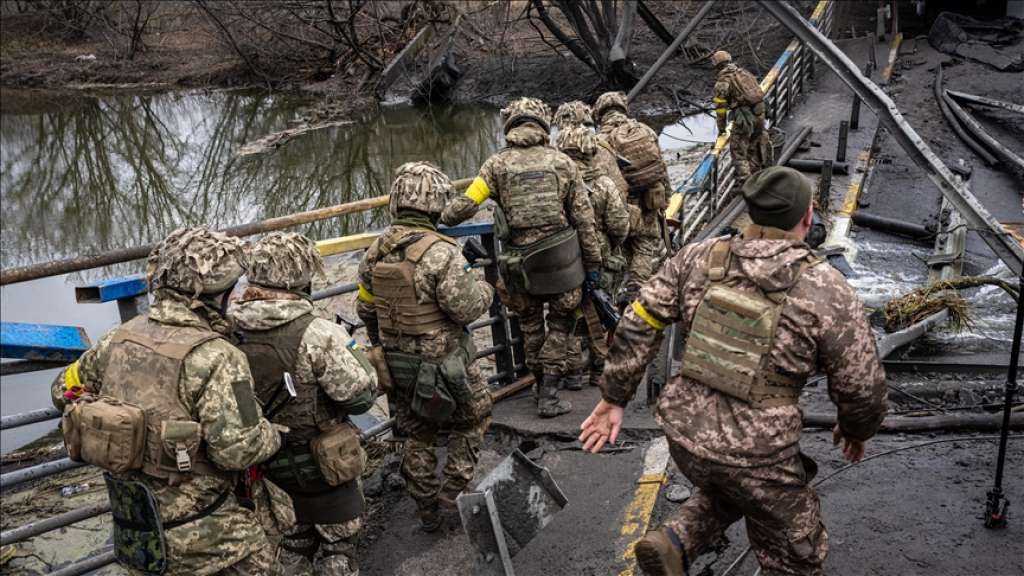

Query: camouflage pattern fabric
(105, 474), (168, 574)
(273, 519), (362, 576)
(593, 91), (628, 124)
(500, 96), (552, 133)
(389, 161), (454, 217)
(52, 294), (282, 576)
(147, 226), (246, 297)
(229, 296), (378, 442)
(247, 232), (325, 291)
(601, 224), (888, 467)
(553, 100), (594, 129)
(497, 280), (582, 376)
(715, 63), (767, 185)
(665, 443), (828, 576)
(356, 221), (493, 519)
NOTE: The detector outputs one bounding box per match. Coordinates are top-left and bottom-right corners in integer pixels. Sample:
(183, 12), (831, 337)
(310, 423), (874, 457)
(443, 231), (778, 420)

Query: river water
(0, 89), (504, 452)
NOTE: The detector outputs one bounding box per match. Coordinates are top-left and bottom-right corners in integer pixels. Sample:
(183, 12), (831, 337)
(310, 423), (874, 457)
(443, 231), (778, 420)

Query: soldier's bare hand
(579, 400), (624, 453)
(832, 425), (865, 463)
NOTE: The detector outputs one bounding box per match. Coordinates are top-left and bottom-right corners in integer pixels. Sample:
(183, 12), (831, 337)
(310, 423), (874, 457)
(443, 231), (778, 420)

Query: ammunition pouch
(385, 334), (477, 423)
(62, 396), (146, 474)
(639, 181), (668, 212)
(262, 438), (327, 493)
(493, 205), (511, 243)
(497, 227), (584, 296)
(729, 106), (757, 137)
(310, 422), (365, 487)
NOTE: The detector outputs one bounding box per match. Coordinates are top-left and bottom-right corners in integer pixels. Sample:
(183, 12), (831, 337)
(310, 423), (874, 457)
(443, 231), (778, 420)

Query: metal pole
(818, 160), (833, 211)
(850, 95), (861, 130)
(45, 550), (116, 576)
(1, 407), (62, 430)
(985, 269), (1023, 529)
(627, 1), (717, 103)
(836, 120), (849, 163)
(0, 457), (86, 490)
(1, 502), (111, 546)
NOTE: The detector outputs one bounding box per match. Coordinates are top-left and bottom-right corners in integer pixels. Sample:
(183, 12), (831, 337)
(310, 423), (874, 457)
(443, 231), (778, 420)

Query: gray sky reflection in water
(1, 90), (503, 273)
(0, 90), (502, 452)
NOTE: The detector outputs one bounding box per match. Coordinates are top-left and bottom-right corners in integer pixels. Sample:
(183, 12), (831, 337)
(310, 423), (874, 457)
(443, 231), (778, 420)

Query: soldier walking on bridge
(53, 226), (282, 576)
(712, 50), (770, 187)
(230, 232), (377, 575)
(358, 162), (495, 532)
(442, 98), (604, 418)
(580, 167), (888, 576)
(554, 100), (629, 197)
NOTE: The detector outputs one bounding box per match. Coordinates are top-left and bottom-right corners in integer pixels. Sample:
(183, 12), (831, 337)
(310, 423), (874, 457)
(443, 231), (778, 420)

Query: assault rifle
(587, 287), (621, 331)
(461, 237), (489, 268)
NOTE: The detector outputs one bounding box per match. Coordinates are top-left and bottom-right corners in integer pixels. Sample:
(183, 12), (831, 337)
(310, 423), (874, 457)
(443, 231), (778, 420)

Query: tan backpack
(730, 68), (764, 107)
(606, 119), (668, 193)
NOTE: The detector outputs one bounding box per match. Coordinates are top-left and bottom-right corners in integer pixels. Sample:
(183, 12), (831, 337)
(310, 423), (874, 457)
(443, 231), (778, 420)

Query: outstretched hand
(579, 399), (624, 453)
(832, 424), (865, 463)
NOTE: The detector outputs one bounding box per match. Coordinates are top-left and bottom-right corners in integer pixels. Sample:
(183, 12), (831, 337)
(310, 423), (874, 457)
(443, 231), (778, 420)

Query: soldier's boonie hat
(500, 97), (551, 134)
(741, 166), (812, 230)
(389, 161), (454, 217)
(248, 232), (324, 290)
(554, 101), (594, 129)
(593, 91), (628, 123)
(711, 50), (732, 67)
(556, 125), (597, 158)
(146, 226), (246, 297)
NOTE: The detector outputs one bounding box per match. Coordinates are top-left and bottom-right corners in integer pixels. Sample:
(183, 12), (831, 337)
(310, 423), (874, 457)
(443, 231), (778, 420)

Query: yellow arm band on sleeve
(357, 283), (375, 304)
(712, 96), (728, 105)
(465, 177), (491, 205)
(64, 361), (82, 390)
(631, 301), (667, 331)
(715, 108), (728, 117)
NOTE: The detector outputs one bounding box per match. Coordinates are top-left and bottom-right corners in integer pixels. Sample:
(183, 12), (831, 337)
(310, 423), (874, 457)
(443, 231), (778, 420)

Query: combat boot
(589, 362), (604, 388)
(438, 485), (462, 512)
(561, 369), (584, 391)
(537, 373), (572, 418)
(418, 500), (442, 533)
(635, 528), (686, 576)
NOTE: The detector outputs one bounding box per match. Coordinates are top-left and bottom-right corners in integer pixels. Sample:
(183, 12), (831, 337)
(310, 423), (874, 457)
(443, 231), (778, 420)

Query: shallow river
(0, 89), (506, 452)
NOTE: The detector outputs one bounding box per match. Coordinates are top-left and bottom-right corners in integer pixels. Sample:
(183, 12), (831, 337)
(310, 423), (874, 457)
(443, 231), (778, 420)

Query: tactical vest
(500, 155), (569, 232)
(680, 240), (814, 408)
(234, 313), (334, 443)
(605, 119), (668, 195)
(372, 232), (456, 339)
(726, 67), (764, 108)
(101, 316), (228, 482)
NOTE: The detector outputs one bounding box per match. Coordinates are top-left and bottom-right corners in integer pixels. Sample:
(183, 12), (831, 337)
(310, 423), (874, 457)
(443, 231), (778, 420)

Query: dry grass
(882, 275), (1020, 333)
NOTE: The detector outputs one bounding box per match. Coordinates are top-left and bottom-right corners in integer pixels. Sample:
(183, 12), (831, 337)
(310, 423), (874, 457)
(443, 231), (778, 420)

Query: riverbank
(0, 1), (846, 118)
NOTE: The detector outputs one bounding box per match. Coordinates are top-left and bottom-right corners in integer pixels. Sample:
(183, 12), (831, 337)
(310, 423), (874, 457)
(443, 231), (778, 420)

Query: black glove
(462, 237), (488, 266)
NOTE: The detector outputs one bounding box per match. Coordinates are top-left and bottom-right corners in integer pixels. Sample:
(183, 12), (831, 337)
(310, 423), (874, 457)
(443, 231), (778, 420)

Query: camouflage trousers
(623, 208), (666, 301)
(273, 519), (361, 576)
(125, 542), (271, 576)
(663, 442), (828, 576)
(397, 361), (493, 516)
(497, 282), (583, 376)
(729, 115), (767, 186)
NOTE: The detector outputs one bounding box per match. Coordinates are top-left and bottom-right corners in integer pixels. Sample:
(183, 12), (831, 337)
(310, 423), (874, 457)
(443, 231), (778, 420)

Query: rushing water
(0, 89), (504, 452)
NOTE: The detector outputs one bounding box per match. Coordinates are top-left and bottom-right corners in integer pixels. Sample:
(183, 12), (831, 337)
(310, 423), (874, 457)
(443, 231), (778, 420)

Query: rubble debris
(934, 63), (998, 167)
(943, 89), (1024, 175)
(928, 12), (1024, 72)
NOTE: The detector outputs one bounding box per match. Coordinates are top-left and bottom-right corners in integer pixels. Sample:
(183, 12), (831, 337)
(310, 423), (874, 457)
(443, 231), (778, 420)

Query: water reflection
(0, 90), (503, 276)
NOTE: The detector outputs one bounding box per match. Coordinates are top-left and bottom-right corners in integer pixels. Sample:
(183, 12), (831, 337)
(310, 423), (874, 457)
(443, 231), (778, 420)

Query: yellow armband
(357, 283), (375, 304)
(63, 360), (84, 400)
(465, 177), (491, 205)
(631, 301), (667, 331)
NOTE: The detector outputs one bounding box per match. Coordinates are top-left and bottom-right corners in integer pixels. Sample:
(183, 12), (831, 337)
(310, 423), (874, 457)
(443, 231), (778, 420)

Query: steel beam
(1, 323), (91, 362)
(74, 274), (146, 303)
(759, 1), (1023, 275)
(947, 90), (1024, 115)
(627, 1), (717, 103)
(0, 407), (62, 430)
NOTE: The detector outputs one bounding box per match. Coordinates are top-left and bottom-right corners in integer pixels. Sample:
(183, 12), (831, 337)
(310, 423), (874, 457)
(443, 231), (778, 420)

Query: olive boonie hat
(741, 166), (812, 230)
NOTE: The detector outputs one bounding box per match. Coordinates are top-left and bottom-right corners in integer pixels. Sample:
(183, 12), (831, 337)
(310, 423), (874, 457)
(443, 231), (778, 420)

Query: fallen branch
(883, 276), (1020, 333)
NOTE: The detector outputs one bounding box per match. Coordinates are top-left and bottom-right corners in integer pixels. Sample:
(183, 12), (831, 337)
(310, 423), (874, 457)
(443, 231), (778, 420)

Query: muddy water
(0, 89), (503, 452)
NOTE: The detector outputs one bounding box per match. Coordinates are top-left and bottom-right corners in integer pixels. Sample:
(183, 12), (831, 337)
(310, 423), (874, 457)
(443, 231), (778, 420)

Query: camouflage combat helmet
(389, 161), (453, 217)
(711, 50), (732, 67)
(556, 125), (597, 158)
(593, 91), (628, 123)
(500, 97), (551, 134)
(247, 231), (324, 291)
(553, 101), (594, 129)
(146, 226), (246, 297)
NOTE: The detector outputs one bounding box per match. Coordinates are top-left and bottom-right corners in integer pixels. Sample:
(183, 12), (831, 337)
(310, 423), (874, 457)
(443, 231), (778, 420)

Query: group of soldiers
(50, 52), (887, 576)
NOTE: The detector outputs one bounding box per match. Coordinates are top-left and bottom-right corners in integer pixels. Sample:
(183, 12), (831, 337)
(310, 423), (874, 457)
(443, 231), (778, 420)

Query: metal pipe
(850, 94), (861, 130)
(836, 120), (849, 162)
(785, 158), (849, 174)
(1, 502), (111, 546)
(947, 90), (1024, 115)
(943, 90), (1024, 173)
(627, 1), (717, 103)
(311, 282), (357, 302)
(1, 407), (61, 431)
(851, 211), (934, 240)
(934, 64), (999, 167)
(1, 359), (70, 376)
(45, 550), (116, 576)
(0, 179), (474, 286)
(876, 310), (948, 359)
(0, 457), (86, 490)
(468, 316), (501, 330)
(759, 1), (1023, 275)
(818, 160), (833, 210)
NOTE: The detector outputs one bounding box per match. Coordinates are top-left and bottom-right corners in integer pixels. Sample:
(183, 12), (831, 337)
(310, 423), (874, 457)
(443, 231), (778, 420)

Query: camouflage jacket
(228, 294), (377, 439)
(580, 164), (630, 258)
(440, 123), (603, 270)
(714, 63), (764, 109)
(602, 225), (887, 467)
(594, 142), (629, 197)
(51, 294), (281, 575)
(357, 225), (494, 359)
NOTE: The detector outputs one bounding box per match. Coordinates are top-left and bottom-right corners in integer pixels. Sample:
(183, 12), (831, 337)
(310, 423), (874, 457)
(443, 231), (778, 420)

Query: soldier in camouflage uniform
(357, 162), (495, 532)
(712, 50), (768, 187)
(52, 226), (282, 576)
(580, 168), (888, 576)
(442, 97), (604, 418)
(556, 125), (630, 389)
(593, 91), (669, 305)
(553, 100), (629, 196)
(228, 232), (377, 576)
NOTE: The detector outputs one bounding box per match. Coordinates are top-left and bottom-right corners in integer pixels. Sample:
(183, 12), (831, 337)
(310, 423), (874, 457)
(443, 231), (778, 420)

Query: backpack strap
(707, 239), (732, 283)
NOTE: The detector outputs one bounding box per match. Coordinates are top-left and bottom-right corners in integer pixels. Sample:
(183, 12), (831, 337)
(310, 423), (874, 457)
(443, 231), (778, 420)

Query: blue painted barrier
(75, 274), (147, 303)
(0, 322), (91, 362)
(439, 223), (495, 238)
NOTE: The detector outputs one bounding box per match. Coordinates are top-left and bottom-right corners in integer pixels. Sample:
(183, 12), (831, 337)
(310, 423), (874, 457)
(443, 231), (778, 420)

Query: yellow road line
(618, 437), (670, 576)
(839, 150), (873, 216)
(882, 32), (903, 83)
